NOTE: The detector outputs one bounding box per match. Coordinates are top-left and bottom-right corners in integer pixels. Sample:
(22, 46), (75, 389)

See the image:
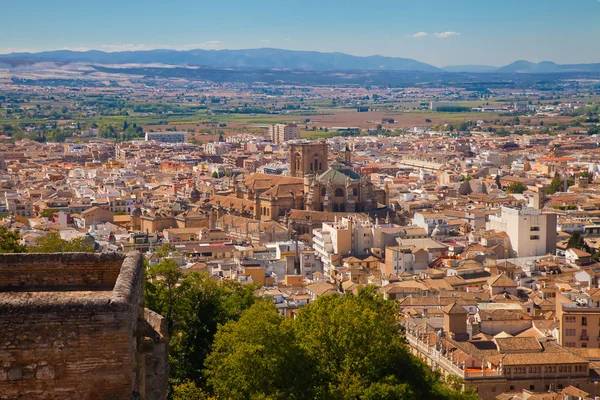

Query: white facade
(145, 131), (187, 143)
(486, 207), (557, 257)
(412, 212), (446, 236)
(312, 217), (403, 278)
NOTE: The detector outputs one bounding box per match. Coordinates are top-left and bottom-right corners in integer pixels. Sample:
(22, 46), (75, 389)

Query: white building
(486, 207), (557, 258)
(145, 131), (187, 143)
(313, 217), (404, 278)
(412, 212), (447, 236)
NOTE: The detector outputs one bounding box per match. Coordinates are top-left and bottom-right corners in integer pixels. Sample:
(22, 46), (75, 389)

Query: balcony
(581, 334), (590, 341)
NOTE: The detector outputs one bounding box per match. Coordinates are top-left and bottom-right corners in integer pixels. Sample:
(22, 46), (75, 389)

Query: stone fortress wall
(0, 253), (168, 400)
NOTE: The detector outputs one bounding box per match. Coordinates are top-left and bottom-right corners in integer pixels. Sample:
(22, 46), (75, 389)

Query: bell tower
(289, 140), (328, 178)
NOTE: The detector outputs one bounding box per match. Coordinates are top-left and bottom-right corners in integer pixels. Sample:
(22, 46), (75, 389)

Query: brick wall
(0, 253), (151, 400)
(0, 253), (124, 292)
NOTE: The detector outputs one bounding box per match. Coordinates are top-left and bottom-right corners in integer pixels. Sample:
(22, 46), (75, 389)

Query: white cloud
(411, 32), (429, 38)
(259, 39), (272, 43)
(434, 31), (460, 38)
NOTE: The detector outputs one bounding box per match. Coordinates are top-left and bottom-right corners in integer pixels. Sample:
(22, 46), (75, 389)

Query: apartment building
(556, 291), (600, 349)
(383, 245), (428, 276)
(486, 207), (557, 257)
(145, 131), (187, 143)
(269, 123), (301, 144)
(312, 217), (404, 278)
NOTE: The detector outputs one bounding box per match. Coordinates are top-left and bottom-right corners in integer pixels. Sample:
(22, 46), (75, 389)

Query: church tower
(343, 143), (352, 164)
(289, 140), (328, 178)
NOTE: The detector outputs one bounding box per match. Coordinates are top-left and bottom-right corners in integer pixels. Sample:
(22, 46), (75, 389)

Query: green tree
(567, 231), (587, 251)
(145, 268), (257, 389)
(505, 182), (527, 194)
(154, 243), (173, 258)
(204, 300), (314, 400)
(546, 172), (563, 195)
(29, 232), (94, 253)
(293, 287), (443, 399)
(40, 208), (57, 218)
(0, 226), (26, 253)
(202, 287), (478, 400)
(172, 381), (212, 400)
(145, 259), (186, 331)
(169, 274), (257, 386)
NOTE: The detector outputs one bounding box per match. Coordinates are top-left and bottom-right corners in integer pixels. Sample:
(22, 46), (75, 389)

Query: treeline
(435, 106), (472, 113)
(145, 259), (478, 400)
(0, 228), (94, 254)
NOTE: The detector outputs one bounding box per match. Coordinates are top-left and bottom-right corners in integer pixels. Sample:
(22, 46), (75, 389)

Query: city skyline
(1, 0), (600, 66)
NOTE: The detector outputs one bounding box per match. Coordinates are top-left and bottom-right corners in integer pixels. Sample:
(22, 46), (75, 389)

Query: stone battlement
(0, 252), (168, 400)
(0, 252), (125, 292)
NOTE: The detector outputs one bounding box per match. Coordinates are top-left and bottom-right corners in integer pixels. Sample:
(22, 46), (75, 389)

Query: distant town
(2, 57), (600, 400)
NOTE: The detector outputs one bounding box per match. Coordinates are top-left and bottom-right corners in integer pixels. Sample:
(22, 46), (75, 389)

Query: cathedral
(291, 140), (378, 212)
(207, 139), (382, 222)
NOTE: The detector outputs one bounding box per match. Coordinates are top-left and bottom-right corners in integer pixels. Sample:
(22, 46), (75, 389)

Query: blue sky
(1, 0), (599, 66)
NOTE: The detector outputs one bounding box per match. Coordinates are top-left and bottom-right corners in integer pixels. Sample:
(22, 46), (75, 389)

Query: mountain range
(1, 48), (600, 73)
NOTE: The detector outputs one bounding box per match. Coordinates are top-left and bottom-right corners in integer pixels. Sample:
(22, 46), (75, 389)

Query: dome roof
(316, 161), (361, 185)
(130, 207), (142, 217)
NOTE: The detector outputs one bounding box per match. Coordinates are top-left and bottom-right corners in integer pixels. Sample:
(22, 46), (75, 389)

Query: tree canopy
(567, 231), (590, 253)
(145, 263), (257, 389)
(28, 232), (94, 253)
(201, 287), (478, 400)
(0, 226), (26, 253)
(505, 181), (527, 194)
(545, 172), (572, 195)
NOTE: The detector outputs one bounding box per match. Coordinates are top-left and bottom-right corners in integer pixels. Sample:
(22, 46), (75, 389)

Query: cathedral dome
(316, 161), (361, 185)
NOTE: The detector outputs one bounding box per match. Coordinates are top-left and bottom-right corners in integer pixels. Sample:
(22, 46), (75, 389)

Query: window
(566, 316), (576, 323)
(530, 226), (540, 231)
(582, 316), (588, 326)
(582, 343), (588, 348)
(334, 188), (344, 198)
(321, 188), (326, 196)
(530, 385), (535, 391)
(530, 235), (540, 240)
(509, 386), (515, 391)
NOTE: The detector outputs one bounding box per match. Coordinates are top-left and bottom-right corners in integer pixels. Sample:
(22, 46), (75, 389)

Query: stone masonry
(0, 253), (168, 400)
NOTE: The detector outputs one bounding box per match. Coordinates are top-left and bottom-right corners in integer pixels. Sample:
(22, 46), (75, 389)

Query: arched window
(321, 188), (326, 196)
(334, 188), (344, 198)
(352, 187), (358, 197)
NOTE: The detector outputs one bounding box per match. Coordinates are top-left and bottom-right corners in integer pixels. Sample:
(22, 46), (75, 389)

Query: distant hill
(2, 48), (600, 74)
(496, 60), (600, 73)
(0, 48), (442, 72)
(442, 65), (499, 73)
